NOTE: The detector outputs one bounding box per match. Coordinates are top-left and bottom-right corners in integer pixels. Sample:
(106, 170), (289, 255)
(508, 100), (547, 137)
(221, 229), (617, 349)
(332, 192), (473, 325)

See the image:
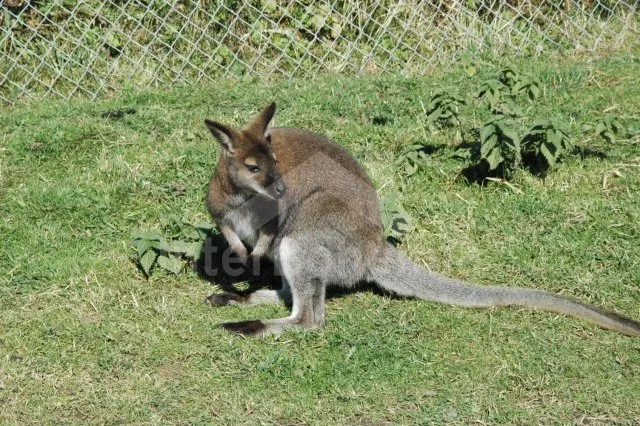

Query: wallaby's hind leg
(312, 284), (326, 326)
(220, 278), (325, 337)
(220, 239), (326, 337)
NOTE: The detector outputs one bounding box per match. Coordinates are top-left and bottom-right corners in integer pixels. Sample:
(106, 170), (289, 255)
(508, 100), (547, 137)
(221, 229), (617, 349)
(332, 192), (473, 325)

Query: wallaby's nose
(275, 180), (286, 196)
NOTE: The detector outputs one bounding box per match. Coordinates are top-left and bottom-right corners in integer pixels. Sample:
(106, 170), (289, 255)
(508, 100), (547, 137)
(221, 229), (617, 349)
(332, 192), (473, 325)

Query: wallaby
(204, 103), (640, 338)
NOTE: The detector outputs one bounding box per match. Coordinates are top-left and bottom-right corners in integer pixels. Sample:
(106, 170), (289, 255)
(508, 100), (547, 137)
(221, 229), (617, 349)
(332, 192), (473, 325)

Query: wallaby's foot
(204, 292), (247, 306)
(205, 289), (288, 307)
(219, 317), (319, 337)
(218, 283), (326, 337)
(220, 320), (267, 336)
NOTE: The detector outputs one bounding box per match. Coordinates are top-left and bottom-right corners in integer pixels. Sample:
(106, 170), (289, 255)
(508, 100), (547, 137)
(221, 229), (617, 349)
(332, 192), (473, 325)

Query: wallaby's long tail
(367, 244), (640, 337)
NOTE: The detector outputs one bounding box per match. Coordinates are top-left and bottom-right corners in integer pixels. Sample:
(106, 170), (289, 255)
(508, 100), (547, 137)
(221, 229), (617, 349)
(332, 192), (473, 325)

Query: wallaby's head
(205, 103), (286, 200)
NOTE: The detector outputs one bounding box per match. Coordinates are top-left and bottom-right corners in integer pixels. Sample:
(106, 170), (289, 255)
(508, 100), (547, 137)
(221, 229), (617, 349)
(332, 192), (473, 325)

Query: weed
(477, 114), (522, 177)
(425, 89), (466, 128)
(595, 113), (624, 143)
(522, 120), (573, 174)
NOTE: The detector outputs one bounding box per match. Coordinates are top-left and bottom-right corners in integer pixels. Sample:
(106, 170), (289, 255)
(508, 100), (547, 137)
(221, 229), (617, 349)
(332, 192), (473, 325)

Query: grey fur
(205, 104), (640, 338)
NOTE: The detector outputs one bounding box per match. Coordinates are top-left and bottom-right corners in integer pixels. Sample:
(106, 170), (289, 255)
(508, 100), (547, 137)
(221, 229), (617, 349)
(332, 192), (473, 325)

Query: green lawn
(1, 53), (639, 424)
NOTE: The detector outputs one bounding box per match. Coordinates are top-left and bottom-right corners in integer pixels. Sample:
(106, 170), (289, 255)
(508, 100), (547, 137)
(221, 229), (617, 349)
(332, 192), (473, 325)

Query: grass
(1, 52), (640, 424)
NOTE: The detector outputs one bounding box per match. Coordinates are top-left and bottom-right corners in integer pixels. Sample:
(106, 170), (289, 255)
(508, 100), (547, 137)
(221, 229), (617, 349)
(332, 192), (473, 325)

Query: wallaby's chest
(224, 208), (260, 246)
(222, 195), (278, 247)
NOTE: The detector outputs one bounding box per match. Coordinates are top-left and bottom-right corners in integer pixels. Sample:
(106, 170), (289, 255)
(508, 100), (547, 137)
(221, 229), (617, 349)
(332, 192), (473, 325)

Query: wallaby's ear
(205, 119), (238, 153)
(246, 102), (276, 139)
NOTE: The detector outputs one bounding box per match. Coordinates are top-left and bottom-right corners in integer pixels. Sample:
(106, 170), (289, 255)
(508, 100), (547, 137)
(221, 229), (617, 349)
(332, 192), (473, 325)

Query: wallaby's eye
(248, 165), (260, 173)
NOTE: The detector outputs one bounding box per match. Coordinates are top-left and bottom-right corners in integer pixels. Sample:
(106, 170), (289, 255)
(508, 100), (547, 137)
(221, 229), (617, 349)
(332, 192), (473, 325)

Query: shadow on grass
(573, 146), (608, 160)
(192, 233), (280, 297)
(459, 161), (503, 185)
(460, 156), (553, 183)
(413, 143), (445, 156)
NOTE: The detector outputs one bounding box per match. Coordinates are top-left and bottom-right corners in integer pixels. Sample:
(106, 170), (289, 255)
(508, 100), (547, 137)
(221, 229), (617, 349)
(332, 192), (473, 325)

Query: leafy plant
(476, 79), (521, 116)
(511, 72), (542, 101)
(477, 79), (506, 111)
(595, 114), (624, 143)
(477, 115), (521, 176)
(395, 143), (430, 177)
(498, 64), (521, 87)
(477, 66), (541, 116)
(380, 192), (414, 242)
(522, 120), (572, 170)
(131, 222), (213, 277)
(424, 89), (466, 128)
(499, 64), (542, 101)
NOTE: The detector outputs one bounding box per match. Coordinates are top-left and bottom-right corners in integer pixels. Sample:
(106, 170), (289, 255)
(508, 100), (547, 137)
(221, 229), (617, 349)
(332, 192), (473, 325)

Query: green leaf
(134, 231), (163, 241)
(479, 124), (494, 143)
(261, 0), (278, 15)
(404, 162), (418, 177)
(131, 239), (152, 257)
(547, 129), (560, 148)
(452, 147), (472, 161)
(105, 32), (122, 49)
(488, 90), (499, 109)
(540, 143), (556, 167)
(331, 21), (342, 39)
(440, 110), (453, 119)
(602, 131), (615, 143)
(500, 126), (520, 145)
(380, 193), (414, 240)
(184, 242), (204, 258)
(480, 134), (497, 158)
(167, 240), (201, 256)
(139, 250), (157, 276)
(157, 254), (184, 275)
(426, 108), (442, 126)
(611, 120), (623, 134)
(380, 193), (398, 236)
(393, 209), (413, 234)
(512, 81), (526, 94)
(196, 222), (213, 229)
(529, 84), (540, 100)
(485, 147), (503, 171)
(465, 65), (477, 77)
(151, 238), (171, 252)
(308, 14), (326, 31)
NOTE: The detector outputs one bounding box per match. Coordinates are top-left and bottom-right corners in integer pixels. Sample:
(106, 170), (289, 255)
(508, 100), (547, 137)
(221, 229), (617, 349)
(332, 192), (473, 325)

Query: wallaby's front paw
(219, 320), (266, 336)
(228, 245), (248, 265)
(204, 292), (247, 306)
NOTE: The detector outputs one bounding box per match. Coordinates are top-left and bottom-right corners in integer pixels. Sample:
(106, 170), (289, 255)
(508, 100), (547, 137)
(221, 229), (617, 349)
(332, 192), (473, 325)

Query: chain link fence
(0, 0), (638, 104)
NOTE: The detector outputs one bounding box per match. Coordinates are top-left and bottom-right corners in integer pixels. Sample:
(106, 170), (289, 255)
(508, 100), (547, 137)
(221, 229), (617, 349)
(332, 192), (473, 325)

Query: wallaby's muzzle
(273, 179), (286, 198)
(266, 171), (286, 199)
